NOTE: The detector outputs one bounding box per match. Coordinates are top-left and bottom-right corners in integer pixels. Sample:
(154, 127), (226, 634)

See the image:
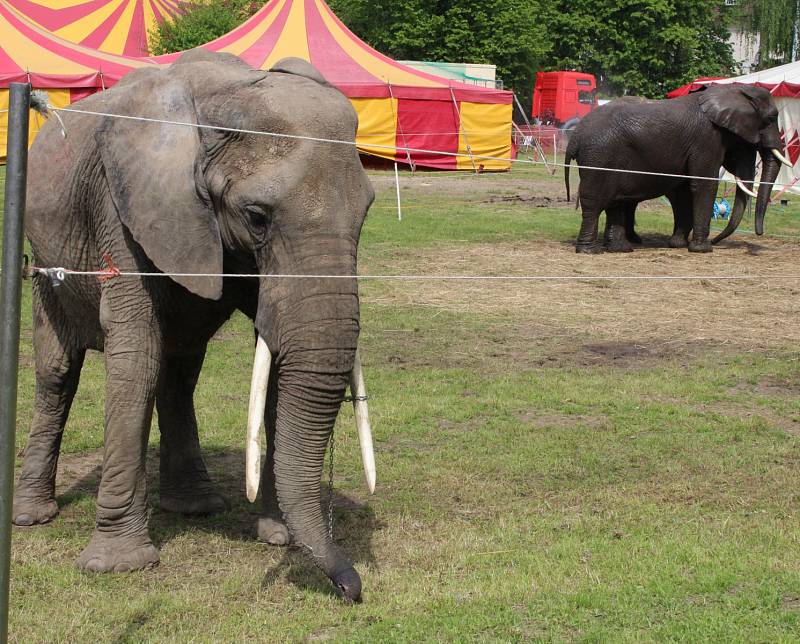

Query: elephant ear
(697, 85), (763, 145)
(96, 72), (223, 300)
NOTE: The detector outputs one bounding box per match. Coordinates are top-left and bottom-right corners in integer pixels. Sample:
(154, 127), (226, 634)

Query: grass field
(4, 160), (800, 641)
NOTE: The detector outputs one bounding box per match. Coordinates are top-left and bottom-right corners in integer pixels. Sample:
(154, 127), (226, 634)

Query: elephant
(564, 85), (792, 253)
(12, 50), (376, 602)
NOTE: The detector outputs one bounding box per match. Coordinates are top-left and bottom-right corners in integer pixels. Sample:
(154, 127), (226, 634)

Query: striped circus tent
(5, 0), (180, 56)
(0, 0), (154, 157)
(157, 0), (514, 170)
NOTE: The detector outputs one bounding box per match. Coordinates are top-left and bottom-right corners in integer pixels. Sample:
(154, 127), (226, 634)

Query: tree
(731, 0), (800, 66)
(149, 0), (261, 55)
(547, 0), (735, 97)
(328, 0), (553, 101)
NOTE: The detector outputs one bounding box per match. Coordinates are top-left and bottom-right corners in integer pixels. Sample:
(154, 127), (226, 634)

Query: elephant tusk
(772, 148), (794, 168)
(246, 335), (272, 503)
(349, 350), (376, 495)
(735, 176), (758, 198)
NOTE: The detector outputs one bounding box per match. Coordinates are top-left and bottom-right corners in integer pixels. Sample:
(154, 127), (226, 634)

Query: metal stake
(0, 82), (30, 643)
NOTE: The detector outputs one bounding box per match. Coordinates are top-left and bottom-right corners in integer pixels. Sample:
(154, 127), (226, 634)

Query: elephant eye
(244, 205), (267, 229)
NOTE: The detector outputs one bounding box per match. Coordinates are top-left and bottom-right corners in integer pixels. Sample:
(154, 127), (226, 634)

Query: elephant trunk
(273, 343), (361, 602)
(252, 275), (364, 602)
(754, 150), (781, 236)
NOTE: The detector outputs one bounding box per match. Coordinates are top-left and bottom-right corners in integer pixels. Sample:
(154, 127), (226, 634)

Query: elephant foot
(576, 243), (603, 254)
(256, 516), (291, 545)
(12, 494), (58, 526)
(331, 566), (362, 604)
(159, 488), (230, 516)
(606, 240), (634, 253)
(77, 532), (159, 573)
(688, 239), (712, 253)
(669, 235), (689, 248)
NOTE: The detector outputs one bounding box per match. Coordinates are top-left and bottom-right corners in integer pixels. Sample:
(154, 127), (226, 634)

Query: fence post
(0, 82), (31, 643)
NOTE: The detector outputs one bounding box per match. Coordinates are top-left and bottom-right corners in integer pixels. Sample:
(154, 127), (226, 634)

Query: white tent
(671, 61), (800, 195)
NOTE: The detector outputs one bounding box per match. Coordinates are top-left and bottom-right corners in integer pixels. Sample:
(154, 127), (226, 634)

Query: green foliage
(329, 0), (733, 99)
(731, 0), (800, 67)
(548, 0), (735, 97)
(149, 0), (261, 55)
(327, 0), (552, 100)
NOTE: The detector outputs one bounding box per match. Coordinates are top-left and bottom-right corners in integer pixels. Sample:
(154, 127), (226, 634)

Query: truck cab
(532, 71), (598, 129)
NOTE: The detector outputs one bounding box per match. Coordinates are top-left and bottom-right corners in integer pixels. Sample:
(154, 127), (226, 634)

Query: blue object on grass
(713, 198), (730, 220)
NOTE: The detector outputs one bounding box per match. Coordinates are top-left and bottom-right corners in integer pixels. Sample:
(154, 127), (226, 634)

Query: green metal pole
(0, 82), (30, 644)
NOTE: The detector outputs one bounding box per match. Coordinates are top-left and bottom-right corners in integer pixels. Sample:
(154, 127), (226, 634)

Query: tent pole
(450, 87), (478, 173)
(387, 83), (414, 171)
(513, 93), (551, 172)
(394, 163), (402, 221)
(0, 82), (30, 644)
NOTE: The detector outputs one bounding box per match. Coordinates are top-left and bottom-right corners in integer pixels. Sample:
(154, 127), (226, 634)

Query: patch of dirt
(515, 410), (608, 429)
(361, 236), (800, 370)
(702, 399), (800, 437)
(728, 376), (800, 398)
(481, 193), (572, 209)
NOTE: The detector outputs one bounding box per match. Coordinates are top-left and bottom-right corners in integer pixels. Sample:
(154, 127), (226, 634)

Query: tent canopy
(0, 0), (154, 156)
(0, 0), (153, 88)
(5, 0), (180, 56)
(668, 61), (800, 98)
(157, 0), (514, 169)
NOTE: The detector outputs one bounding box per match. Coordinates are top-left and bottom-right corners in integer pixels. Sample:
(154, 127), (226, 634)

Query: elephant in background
(13, 51), (375, 602)
(564, 85), (792, 253)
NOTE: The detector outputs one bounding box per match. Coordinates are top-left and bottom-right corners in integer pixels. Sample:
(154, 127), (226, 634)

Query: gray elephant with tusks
(564, 84), (792, 253)
(12, 51), (376, 603)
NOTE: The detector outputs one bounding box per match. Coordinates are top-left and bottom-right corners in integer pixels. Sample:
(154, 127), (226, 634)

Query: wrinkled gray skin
(13, 51), (374, 602)
(564, 85), (784, 253)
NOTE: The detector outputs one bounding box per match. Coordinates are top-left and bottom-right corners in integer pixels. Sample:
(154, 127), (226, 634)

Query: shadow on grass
(54, 446), (382, 600)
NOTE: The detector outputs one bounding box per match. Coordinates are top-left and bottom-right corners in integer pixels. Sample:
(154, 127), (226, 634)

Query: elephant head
(695, 84), (792, 243)
(95, 51), (375, 601)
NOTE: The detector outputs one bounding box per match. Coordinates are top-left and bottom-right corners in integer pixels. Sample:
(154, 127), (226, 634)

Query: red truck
(531, 71), (598, 130)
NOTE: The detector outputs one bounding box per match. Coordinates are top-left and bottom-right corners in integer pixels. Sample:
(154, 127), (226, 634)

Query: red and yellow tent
(0, 0), (153, 155)
(1, 0), (513, 170)
(5, 0), (180, 55)
(157, 0), (514, 170)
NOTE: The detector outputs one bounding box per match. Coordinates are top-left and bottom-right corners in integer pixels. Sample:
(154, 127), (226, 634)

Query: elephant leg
(667, 188), (692, 248)
(77, 293), (161, 573)
(13, 279), (85, 526)
(257, 375), (290, 546)
(605, 206), (634, 253)
(688, 180), (716, 253)
(157, 350), (229, 516)
(624, 205), (642, 244)
(576, 200), (604, 253)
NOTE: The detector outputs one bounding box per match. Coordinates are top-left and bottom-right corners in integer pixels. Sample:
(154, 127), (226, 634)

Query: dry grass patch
(362, 237), (800, 358)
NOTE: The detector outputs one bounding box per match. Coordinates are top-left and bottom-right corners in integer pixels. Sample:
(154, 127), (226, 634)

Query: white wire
(29, 267), (800, 282)
(51, 105), (796, 189)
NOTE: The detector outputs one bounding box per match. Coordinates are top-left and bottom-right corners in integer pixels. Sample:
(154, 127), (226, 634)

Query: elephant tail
(564, 151), (573, 203)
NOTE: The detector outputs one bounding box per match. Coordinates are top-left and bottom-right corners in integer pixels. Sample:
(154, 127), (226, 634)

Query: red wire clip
(97, 252), (120, 283)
